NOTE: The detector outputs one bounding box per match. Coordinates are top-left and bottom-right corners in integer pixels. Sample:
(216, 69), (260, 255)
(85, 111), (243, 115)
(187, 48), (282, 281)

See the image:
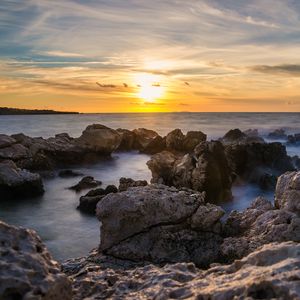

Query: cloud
(250, 64), (300, 76)
(39, 51), (85, 58)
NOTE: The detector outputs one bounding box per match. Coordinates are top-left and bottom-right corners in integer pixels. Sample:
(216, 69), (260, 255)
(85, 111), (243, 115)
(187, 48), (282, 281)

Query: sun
(134, 73), (164, 102)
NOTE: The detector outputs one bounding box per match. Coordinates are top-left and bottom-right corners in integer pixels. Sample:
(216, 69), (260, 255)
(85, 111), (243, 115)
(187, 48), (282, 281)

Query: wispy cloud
(251, 64), (300, 76)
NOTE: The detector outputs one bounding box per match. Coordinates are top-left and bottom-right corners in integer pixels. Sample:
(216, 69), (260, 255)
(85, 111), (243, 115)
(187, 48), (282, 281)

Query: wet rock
(292, 155), (300, 170)
(275, 171), (300, 214)
(69, 176), (102, 192)
(132, 128), (160, 151)
(68, 242), (300, 300)
(0, 221), (72, 299)
(268, 128), (287, 139)
(222, 128), (264, 144)
(0, 134), (16, 148)
(58, 169), (84, 178)
(0, 160), (44, 198)
(118, 177), (148, 192)
(76, 124), (121, 154)
(78, 185), (118, 214)
(243, 128), (259, 137)
(96, 184), (225, 266)
(166, 129), (185, 151)
(182, 131), (206, 152)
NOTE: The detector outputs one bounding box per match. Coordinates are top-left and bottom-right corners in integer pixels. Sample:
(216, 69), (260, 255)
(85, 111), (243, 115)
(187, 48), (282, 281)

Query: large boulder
(147, 141), (233, 203)
(275, 171), (300, 214)
(0, 221), (72, 299)
(0, 134), (17, 148)
(76, 124), (121, 154)
(182, 130), (206, 152)
(96, 185), (225, 267)
(116, 128), (136, 151)
(132, 128), (160, 151)
(0, 160), (44, 198)
(0, 143), (29, 160)
(166, 129), (185, 151)
(268, 128), (287, 139)
(67, 242), (300, 300)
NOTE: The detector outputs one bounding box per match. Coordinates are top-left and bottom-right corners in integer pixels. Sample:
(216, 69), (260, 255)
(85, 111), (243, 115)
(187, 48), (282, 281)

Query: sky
(1, 0), (300, 112)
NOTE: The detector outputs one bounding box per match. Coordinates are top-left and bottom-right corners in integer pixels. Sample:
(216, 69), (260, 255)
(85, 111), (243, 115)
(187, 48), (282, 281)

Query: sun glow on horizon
(134, 73), (165, 102)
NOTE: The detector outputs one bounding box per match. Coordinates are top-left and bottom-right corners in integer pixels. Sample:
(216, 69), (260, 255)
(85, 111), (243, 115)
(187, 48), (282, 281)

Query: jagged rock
(223, 128), (247, 143)
(78, 185), (118, 214)
(67, 242), (300, 300)
(182, 131), (206, 152)
(76, 124), (121, 154)
(146, 151), (179, 185)
(166, 129), (185, 151)
(0, 221), (72, 299)
(275, 171), (300, 214)
(0, 134), (16, 148)
(148, 141), (233, 203)
(292, 155), (300, 170)
(225, 141), (294, 183)
(96, 185), (226, 267)
(118, 177), (148, 192)
(222, 194), (300, 260)
(116, 128), (136, 151)
(58, 169), (84, 178)
(142, 135), (166, 154)
(132, 128), (160, 151)
(0, 143), (29, 160)
(69, 176), (102, 192)
(243, 128), (259, 137)
(0, 160), (44, 198)
(268, 128), (287, 139)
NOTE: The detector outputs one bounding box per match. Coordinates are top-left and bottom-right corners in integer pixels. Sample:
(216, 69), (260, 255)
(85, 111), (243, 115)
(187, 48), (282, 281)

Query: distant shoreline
(0, 107), (79, 115)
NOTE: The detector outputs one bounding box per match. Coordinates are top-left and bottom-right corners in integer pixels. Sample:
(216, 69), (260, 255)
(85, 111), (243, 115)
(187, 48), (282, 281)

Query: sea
(0, 112), (299, 261)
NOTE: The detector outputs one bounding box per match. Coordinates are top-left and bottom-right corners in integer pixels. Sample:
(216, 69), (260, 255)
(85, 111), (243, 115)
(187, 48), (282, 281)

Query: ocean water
(0, 113), (299, 261)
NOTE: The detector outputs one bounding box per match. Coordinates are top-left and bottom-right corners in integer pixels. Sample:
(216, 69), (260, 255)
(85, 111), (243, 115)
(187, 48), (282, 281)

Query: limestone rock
(166, 129), (185, 151)
(0, 221), (72, 299)
(118, 177), (148, 192)
(0, 160), (44, 198)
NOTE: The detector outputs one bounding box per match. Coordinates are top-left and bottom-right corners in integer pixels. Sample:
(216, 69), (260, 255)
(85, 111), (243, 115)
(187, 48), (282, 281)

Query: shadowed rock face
(0, 160), (44, 198)
(0, 221), (72, 300)
(66, 242), (300, 300)
(147, 141), (233, 203)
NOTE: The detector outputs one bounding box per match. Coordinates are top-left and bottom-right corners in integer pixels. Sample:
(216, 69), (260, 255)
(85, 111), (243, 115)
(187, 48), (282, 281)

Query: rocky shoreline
(0, 124), (300, 299)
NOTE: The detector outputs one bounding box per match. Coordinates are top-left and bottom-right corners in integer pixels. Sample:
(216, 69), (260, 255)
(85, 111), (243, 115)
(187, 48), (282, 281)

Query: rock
(0, 221), (72, 299)
(225, 141), (294, 183)
(118, 177), (148, 192)
(222, 195), (300, 260)
(77, 185), (118, 214)
(258, 172), (277, 190)
(142, 135), (166, 154)
(0, 134), (16, 148)
(148, 141), (233, 203)
(268, 128), (287, 139)
(146, 151), (179, 185)
(76, 124), (121, 154)
(69, 176), (102, 192)
(287, 133), (300, 144)
(96, 185), (225, 267)
(182, 131), (206, 152)
(132, 128), (160, 151)
(68, 242), (300, 300)
(166, 129), (185, 151)
(223, 128), (247, 143)
(0, 143), (29, 160)
(275, 171), (300, 214)
(0, 160), (44, 198)
(116, 128), (136, 151)
(58, 169), (83, 178)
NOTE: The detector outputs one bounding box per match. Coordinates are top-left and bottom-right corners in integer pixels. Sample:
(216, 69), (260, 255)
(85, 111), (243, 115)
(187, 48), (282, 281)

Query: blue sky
(1, 0), (300, 112)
